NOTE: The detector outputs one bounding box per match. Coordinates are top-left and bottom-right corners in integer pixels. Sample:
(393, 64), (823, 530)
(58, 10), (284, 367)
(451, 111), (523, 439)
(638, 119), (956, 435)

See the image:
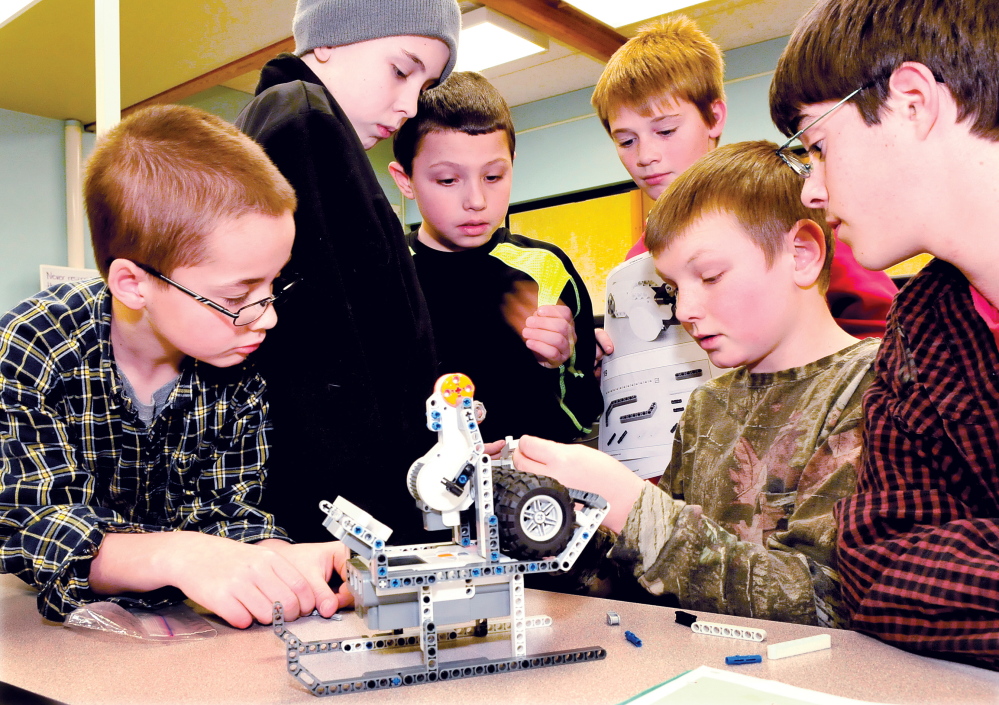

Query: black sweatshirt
(235, 54), (437, 544)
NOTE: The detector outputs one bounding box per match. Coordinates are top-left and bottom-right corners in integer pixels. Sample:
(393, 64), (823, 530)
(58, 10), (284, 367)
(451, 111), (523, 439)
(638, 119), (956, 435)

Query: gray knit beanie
(293, 0), (461, 82)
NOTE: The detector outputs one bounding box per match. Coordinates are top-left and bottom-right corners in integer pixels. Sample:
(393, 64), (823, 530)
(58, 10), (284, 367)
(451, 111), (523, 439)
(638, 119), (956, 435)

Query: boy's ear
(707, 100), (727, 140)
(788, 219), (825, 289)
(886, 61), (942, 141)
(106, 259), (150, 311)
(312, 46), (334, 63)
(388, 161), (417, 200)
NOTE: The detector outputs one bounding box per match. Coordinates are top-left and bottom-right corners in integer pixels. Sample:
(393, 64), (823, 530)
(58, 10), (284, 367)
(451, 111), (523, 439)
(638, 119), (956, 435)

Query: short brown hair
(393, 71), (515, 174)
(85, 104), (296, 279)
(591, 15), (725, 135)
(770, 0), (999, 140)
(645, 140), (835, 293)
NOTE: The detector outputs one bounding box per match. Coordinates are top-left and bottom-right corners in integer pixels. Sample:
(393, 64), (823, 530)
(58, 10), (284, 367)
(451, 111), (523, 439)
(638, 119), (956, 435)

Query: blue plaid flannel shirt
(0, 279), (287, 620)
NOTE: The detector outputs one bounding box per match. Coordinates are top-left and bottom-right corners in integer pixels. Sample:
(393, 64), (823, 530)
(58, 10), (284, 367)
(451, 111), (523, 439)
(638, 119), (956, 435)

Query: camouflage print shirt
(610, 338), (879, 627)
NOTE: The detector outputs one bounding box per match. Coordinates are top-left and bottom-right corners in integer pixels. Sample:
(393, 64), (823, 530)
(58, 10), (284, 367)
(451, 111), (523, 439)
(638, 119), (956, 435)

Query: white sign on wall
(40, 265), (99, 291)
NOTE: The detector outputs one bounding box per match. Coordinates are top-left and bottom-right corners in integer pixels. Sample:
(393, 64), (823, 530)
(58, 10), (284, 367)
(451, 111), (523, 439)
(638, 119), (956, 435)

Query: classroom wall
(0, 109), (97, 311)
(510, 191), (638, 315)
(0, 37), (789, 311)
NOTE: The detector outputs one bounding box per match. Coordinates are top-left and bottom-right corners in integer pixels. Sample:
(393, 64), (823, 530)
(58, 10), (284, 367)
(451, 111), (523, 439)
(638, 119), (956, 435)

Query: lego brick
(690, 620), (766, 642)
(422, 511), (449, 532)
(767, 634), (831, 660)
(675, 610), (697, 627)
(725, 654), (762, 665)
(290, 644), (608, 696)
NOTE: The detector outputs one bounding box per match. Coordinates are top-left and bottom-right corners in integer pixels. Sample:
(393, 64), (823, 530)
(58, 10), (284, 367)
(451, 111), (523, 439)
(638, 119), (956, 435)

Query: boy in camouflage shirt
(514, 141), (878, 627)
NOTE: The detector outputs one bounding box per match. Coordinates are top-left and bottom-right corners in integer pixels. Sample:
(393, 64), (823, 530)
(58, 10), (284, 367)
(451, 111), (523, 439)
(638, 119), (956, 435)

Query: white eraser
(767, 633), (831, 660)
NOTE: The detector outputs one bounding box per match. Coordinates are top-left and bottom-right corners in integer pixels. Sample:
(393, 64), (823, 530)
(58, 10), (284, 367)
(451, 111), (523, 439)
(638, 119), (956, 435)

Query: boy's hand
(90, 532), (353, 630)
(257, 539), (354, 614)
(483, 439), (507, 459)
(524, 305), (576, 368)
(169, 536), (349, 629)
(501, 281), (574, 368)
(513, 435), (645, 533)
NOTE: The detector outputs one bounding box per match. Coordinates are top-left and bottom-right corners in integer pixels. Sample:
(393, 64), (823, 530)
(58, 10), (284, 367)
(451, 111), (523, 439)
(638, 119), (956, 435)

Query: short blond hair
(86, 104), (296, 279)
(592, 15), (725, 134)
(646, 141), (835, 293)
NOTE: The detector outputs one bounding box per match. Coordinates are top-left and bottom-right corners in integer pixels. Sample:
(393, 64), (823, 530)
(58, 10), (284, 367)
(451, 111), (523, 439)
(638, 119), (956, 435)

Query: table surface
(1, 573), (997, 705)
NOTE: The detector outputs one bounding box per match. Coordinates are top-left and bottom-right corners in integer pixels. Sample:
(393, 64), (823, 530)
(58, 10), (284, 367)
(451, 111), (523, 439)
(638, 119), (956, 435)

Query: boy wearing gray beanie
(234, 0), (460, 547)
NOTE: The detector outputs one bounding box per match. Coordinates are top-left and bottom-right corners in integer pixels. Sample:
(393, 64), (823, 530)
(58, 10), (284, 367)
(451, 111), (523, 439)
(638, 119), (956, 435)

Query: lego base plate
(279, 611), (606, 696)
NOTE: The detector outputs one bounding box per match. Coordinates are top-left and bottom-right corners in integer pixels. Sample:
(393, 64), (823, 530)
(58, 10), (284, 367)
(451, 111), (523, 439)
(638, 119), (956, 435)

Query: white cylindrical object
(95, 0), (121, 136)
(64, 120), (85, 268)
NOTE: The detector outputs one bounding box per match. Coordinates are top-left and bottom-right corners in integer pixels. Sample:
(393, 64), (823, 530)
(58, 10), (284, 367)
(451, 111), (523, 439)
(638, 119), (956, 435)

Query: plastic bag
(65, 601), (217, 641)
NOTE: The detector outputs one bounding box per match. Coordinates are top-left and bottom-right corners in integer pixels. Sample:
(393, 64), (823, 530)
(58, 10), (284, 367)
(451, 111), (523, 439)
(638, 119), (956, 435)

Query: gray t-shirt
(117, 366), (180, 425)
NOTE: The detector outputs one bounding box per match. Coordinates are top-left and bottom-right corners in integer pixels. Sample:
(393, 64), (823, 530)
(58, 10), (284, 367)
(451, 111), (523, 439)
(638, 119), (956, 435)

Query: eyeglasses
(134, 262), (298, 326)
(776, 85), (867, 178)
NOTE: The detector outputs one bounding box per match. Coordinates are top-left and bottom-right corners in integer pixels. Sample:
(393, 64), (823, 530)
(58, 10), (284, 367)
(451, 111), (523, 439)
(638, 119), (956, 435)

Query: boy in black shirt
(389, 72), (601, 443)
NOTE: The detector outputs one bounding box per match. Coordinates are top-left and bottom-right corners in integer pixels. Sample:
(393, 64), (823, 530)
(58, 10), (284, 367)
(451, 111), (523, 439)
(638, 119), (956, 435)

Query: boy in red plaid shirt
(771, 0), (999, 669)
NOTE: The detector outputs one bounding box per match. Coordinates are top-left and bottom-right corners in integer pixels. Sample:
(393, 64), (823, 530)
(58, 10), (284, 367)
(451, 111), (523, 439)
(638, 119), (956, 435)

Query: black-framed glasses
(134, 262), (298, 326)
(776, 85), (867, 178)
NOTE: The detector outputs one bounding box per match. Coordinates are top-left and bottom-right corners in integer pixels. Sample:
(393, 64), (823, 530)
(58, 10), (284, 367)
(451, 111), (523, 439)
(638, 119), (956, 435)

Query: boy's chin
(642, 185), (667, 201)
(438, 229), (497, 251)
(193, 351), (255, 369)
(703, 348), (742, 370)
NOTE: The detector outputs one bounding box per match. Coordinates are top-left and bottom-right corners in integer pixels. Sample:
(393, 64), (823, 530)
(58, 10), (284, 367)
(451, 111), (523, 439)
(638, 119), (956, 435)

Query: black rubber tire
(493, 468), (574, 560)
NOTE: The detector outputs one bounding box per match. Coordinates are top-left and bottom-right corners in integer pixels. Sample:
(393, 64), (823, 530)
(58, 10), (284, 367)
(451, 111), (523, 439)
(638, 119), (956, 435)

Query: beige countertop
(1, 573), (997, 705)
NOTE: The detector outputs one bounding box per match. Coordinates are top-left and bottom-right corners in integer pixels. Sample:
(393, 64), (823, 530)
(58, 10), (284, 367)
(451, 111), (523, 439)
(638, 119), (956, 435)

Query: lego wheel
(493, 469), (574, 560)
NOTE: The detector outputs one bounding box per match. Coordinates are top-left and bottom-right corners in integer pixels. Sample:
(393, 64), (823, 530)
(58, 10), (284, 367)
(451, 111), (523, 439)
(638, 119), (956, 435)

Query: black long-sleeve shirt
(407, 228), (602, 443)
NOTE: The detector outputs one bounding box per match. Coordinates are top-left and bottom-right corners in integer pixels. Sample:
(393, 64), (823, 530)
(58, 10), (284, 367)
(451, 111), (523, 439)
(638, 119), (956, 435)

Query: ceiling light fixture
(454, 7), (548, 74)
(564, 0), (697, 28)
(0, 0), (42, 29)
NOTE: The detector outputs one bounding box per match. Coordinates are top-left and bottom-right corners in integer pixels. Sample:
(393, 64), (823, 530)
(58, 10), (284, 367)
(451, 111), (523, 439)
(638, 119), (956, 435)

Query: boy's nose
(799, 165), (828, 209)
(673, 291), (701, 323)
(397, 86), (421, 120)
(637, 141), (661, 167)
(464, 184), (487, 210)
(250, 302), (279, 332)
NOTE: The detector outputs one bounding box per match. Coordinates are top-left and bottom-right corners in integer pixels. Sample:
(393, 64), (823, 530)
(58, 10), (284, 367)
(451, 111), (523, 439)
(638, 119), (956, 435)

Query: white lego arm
(407, 374), (485, 524)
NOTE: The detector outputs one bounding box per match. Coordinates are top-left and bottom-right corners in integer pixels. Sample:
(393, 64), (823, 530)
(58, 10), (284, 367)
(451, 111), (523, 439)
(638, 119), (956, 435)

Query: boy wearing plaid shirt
(0, 105), (350, 629)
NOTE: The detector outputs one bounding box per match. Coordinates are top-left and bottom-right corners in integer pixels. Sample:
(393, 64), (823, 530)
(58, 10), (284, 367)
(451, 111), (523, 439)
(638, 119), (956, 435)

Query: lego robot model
(273, 373), (610, 696)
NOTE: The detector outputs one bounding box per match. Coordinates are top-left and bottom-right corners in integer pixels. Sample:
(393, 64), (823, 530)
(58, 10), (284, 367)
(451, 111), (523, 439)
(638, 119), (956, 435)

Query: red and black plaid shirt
(836, 259), (999, 670)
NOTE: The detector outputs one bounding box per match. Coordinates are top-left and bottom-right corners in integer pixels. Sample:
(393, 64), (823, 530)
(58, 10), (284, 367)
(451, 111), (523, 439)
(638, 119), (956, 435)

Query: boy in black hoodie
(235, 0), (460, 545)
